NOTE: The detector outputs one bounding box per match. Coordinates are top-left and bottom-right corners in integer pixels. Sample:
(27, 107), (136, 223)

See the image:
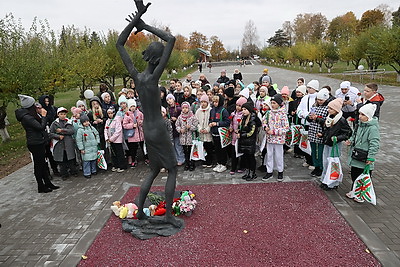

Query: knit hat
(242, 102), (254, 113)
(118, 95), (127, 106)
(194, 80), (202, 85)
(236, 97), (247, 107)
(107, 107), (116, 113)
(18, 94), (35, 109)
(307, 80), (320, 91)
(71, 106), (83, 116)
(270, 94), (284, 106)
(181, 101), (190, 109)
(261, 75), (271, 84)
(213, 82), (220, 87)
(239, 87), (250, 99)
(200, 94), (209, 103)
(101, 92), (110, 100)
(281, 86), (290, 96)
(221, 69), (226, 73)
(161, 106), (166, 114)
(317, 88), (330, 100)
(127, 99), (137, 108)
(76, 100), (87, 110)
(166, 93), (175, 101)
(340, 81), (351, 89)
(359, 103), (377, 122)
(328, 98), (343, 113)
(57, 107), (68, 114)
(224, 87), (234, 98)
(259, 86), (267, 93)
(263, 68), (268, 73)
(296, 85), (307, 95)
(247, 83), (255, 91)
(80, 114), (90, 124)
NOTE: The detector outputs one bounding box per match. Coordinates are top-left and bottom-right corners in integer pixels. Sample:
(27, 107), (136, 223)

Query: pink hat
(181, 101), (190, 109)
(281, 86), (290, 96)
(200, 94), (209, 103)
(236, 97), (247, 107)
(71, 106), (83, 116)
(328, 98), (343, 113)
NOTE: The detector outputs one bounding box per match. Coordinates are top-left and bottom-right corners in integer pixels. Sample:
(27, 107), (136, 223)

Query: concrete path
(1, 62), (399, 266)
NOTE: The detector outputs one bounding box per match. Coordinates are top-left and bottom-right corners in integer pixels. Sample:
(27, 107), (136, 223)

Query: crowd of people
(16, 68), (384, 203)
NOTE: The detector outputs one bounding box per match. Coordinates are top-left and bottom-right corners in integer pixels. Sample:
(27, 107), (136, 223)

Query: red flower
(228, 115), (233, 120)
(74, 120), (77, 123)
(95, 113), (100, 116)
(106, 126), (109, 129)
(83, 133), (88, 136)
(64, 119), (68, 122)
(125, 112), (129, 116)
(253, 108), (258, 112)
(237, 119), (241, 123)
(349, 118), (356, 122)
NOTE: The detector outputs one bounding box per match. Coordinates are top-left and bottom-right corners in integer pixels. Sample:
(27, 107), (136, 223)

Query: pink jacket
(104, 116), (123, 143)
(229, 111), (242, 144)
(123, 110), (145, 143)
(262, 106), (289, 144)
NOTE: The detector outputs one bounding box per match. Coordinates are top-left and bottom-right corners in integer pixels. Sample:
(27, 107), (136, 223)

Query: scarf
(325, 111), (342, 128)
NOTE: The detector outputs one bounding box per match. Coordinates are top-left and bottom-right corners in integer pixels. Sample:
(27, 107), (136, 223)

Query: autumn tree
(327, 12), (358, 45)
(188, 31), (208, 50)
(174, 34), (188, 51)
(281, 21), (294, 46)
(241, 20), (259, 57)
(293, 13), (328, 43)
(209, 35), (226, 61)
(357, 9), (385, 32)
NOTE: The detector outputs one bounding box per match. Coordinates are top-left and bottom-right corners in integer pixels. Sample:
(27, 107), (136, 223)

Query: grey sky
(0, 0), (396, 50)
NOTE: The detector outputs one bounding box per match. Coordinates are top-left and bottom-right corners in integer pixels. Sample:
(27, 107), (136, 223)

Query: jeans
(173, 137), (185, 164)
(83, 160), (97, 176)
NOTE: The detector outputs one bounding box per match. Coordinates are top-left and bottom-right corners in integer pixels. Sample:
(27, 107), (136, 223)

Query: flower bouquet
(172, 190), (197, 217)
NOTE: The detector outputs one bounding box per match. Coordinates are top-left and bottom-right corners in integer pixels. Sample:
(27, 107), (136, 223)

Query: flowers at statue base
(172, 190), (197, 216)
(110, 190), (197, 219)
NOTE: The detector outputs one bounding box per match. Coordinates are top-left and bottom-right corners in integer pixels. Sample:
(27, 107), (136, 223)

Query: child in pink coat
(104, 107), (126, 172)
(123, 99), (148, 168)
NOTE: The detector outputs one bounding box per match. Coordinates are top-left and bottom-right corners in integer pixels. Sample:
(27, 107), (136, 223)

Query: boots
(277, 172), (284, 182)
(241, 169), (250, 180)
(184, 162), (190, 171)
(246, 170), (257, 181)
(189, 161), (195, 171)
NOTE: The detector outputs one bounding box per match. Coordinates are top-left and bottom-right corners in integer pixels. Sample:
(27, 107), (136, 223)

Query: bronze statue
(116, 0), (183, 231)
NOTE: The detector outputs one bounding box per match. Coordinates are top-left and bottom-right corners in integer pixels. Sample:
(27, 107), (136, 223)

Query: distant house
(197, 48), (212, 62)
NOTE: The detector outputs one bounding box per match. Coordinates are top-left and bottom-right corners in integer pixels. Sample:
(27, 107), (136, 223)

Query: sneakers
(111, 167), (117, 172)
(262, 172), (273, 181)
(212, 164), (221, 172)
(160, 168), (166, 173)
(308, 166), (315, 170)
(229, 171), (235, 175)
(144, 159), (150, 165)
(353, 197), (365, 203)
(130, 162), (137, 168)
(217, 165), (227, 173)
(345, 192), (354, 199)
(116, 168), (124, 173)
(277, 172), (284, 182)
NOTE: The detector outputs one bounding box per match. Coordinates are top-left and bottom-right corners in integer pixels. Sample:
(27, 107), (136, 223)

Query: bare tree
(241, 20), (260, 57)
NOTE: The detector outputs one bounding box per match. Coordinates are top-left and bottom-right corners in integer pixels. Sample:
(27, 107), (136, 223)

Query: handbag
(351, 147), (368, 162)
(123, 128), (135, 139)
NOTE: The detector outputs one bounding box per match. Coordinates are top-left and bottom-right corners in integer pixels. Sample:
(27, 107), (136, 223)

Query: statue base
(122, 216), (185, 240)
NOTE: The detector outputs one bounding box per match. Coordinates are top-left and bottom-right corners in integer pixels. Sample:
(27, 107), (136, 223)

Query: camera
(345, 95), (350, 101)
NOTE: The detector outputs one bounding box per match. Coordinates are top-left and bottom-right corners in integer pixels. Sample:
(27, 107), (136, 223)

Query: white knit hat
(307, 80), (320, 91)
(127, 99), (136, 108)
(317, 88), (330, 100)
(359, 103), (377, 121)
(239, 87), (250, 99)
(340, 81), (351, 89)
(296, 85), (307, 95)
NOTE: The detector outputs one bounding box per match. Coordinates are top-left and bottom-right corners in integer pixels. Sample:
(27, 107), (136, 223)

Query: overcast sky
(1, 0), (396, 50)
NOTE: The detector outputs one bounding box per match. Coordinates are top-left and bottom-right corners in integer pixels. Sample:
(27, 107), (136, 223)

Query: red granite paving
(79, 182), (380, 266)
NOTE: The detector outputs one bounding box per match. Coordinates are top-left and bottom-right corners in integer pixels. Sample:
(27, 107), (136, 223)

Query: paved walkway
(0, 62), (399, 266)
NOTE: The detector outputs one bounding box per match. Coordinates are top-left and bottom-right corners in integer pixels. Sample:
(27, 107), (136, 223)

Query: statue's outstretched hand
(134, 0), (151, 14)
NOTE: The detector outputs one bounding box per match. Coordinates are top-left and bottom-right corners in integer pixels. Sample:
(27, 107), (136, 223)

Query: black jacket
(322, 117), (352, 146)
(15, 108), (48, 146)
(238, 113), (258, 154)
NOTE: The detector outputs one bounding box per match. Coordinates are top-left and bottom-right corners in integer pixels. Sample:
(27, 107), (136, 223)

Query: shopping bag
(234, 139), (244, 158)
(218, 127), (232, 148)
(350, 165), (376, 205)
(322, 142), (343, 186)
(291, 125), (303, 145)
(299, 129), (311, 155)
(285, 128), (293, 146)
(97, 150), (108, 170)
(190, 140), (206, 161)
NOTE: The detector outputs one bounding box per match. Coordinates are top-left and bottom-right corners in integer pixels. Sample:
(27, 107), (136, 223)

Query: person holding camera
(335, 81), (360, 121)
